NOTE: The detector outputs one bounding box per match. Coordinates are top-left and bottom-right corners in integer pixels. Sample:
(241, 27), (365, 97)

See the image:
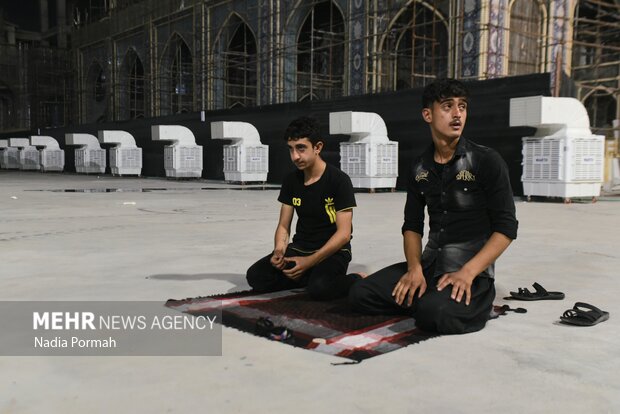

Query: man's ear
(314, 141), (324, 153)
(422, 108), (432, 123)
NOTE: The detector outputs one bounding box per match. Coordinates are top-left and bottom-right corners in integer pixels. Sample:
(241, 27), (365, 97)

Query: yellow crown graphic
(324, 197), (334, 205)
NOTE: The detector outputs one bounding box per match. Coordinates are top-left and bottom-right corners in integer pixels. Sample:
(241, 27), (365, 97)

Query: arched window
(226, 22), (257, 108)
(297, 1), (345, 101)
(85, 61), (107, 123)
(380, 2), (448, 91)
(508, 0), (545, 75)
(584, 91), (617, 135)
(572, 1), (619, 137)
(160, 35), (193, 115)
(0, 83), (14, 131)
(121, 49), (145, 119)
(93, 65), (106, 102)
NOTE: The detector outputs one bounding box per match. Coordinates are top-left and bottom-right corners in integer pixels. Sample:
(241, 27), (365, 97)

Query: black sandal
(560, 302), (609, 326)
(505, 282), (565, 301)
(255, 317), (292, 341)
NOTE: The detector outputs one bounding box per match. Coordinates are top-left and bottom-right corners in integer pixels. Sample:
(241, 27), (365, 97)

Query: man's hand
(270, 249), (286, 270)
(437, 268), (476, 305)
(392, 268), (427, 307)
(282, 256), (314, 280)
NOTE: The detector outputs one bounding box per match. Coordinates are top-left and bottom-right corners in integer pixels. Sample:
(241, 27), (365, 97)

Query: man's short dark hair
(422, 78), (469, 109)
(283, 116), (322, 146)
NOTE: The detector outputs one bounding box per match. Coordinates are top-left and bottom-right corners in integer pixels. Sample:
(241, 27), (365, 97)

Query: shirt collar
(422, 136), (468, 166)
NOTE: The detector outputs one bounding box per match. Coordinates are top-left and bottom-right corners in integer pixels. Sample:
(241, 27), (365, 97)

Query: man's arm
(393, 161), (428, 307)
(438, 150), (518, 305)
(282, 209), (352, 279)
(270, 204), (294, 270)
(392, 230), (427, 306)
(437, 232), (512, 305)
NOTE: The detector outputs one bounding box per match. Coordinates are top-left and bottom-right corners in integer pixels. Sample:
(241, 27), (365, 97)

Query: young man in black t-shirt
(349, 79), (518, 334)
(246, 117), (360, 300)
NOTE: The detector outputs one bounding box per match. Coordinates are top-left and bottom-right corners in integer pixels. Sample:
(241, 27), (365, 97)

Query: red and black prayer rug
(165, 289), (507, 362)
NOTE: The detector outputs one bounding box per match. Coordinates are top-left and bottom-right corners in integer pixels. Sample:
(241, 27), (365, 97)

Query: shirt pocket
(450, 180), (483, 210)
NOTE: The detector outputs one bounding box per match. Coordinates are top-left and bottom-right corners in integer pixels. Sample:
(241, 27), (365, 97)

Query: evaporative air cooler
(510, 96), (604, 202)
(329, 111), (398, 190)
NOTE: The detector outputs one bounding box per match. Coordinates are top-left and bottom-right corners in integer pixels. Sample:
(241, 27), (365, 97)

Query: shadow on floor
(146, 273), (248, 293)
(147, 263), (369, 293)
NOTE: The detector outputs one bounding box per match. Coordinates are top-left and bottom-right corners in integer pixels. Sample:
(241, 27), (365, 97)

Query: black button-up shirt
(402, 137), (518, 278)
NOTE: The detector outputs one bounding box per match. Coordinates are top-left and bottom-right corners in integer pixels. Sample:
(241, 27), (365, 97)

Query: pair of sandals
(505, 282), (609, 327)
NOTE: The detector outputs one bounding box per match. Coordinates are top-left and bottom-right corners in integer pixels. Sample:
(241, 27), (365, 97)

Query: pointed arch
(224, 17), (257, 108)
(298, 92), (319, 102)
(296, 1), (346, 101)
(120, 48), (145, 119)
(507, 0), (547, 75)
(84, 60), (108, 123)
(86, 60), (106, 103)
(160, 33), (193, 115)
(378, 1), (448, 91)
(0, 80), (15, 131)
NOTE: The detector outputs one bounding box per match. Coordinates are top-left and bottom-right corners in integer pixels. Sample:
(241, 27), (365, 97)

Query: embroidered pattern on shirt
(324, 197), (336, 224)
(415, 170), (429, 182)
(456, 170), (475, 181)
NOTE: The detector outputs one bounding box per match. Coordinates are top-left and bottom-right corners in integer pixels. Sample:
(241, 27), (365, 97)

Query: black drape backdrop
(3, 73), (575, 195)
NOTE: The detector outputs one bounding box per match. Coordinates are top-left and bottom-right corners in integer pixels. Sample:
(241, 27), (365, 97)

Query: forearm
(403, 230), (423, 272)
(461, 232), (512, 279)
(273, 225), (289, 252)
(307, 229), (350, 265)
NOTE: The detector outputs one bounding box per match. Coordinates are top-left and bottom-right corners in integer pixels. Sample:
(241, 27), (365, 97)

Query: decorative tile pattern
(486, 0), (507, 78)
(461, 0), (481, 78)
(349, 0), (365, 95)
(549, 1), (569, 94)
(257, 0), (272, 105)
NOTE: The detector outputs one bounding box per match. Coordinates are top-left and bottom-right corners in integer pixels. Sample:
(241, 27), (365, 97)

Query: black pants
(246, 245), (358, 300)
(348, 261), (496, 334)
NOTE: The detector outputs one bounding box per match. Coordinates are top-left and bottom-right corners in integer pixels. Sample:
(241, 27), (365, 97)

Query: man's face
(287, 137), (321, 170)
(422, 97), (468, 141)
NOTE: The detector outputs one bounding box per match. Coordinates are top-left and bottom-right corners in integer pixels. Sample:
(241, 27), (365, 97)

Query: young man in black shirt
(246, 117), (360, 300)
(349, 79), (518, 334)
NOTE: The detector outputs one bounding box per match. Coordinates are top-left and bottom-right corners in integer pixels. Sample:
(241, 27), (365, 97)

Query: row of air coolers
(0, 137), (65, 171)
(1, 113), (397, 187)
(0, 133), (144, 175)
(65, 131), (143, 175)
(146, 116), (394, 186)
(510, 96), (605, 199)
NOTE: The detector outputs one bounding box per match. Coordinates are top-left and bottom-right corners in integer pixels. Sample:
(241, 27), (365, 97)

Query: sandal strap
(513, 283), (553, 298)
(573, 302), (604, 315)
(532, 282), (549, 295)
(562, 308), (599, 322)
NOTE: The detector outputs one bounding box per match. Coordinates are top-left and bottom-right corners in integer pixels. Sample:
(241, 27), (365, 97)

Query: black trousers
(348, 261), (496, 334)
(246, 244), (358, 300)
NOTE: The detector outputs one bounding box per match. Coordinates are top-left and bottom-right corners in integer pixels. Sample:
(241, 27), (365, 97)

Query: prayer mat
(165, 289), (508, 362)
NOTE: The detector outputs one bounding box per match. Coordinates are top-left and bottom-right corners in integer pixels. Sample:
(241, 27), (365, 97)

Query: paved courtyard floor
(1, 171), (619, 413)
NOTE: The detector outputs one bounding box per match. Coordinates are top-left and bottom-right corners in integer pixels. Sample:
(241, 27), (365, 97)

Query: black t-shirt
(278, 163), (356, 252)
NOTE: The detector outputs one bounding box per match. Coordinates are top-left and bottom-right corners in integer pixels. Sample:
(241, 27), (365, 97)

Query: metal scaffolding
(0, 0), (618, 136)
(571, 0), (620, 137)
